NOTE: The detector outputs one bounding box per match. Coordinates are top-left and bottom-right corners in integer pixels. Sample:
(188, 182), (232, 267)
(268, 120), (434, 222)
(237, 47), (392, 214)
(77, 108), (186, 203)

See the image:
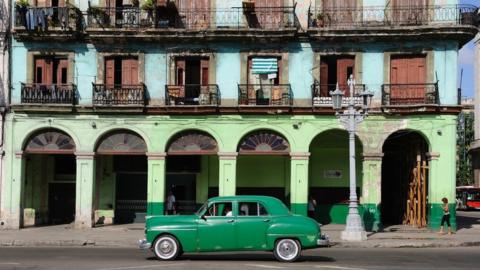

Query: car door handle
(263, 219), (270, 222)
(227, 219), (235, 223)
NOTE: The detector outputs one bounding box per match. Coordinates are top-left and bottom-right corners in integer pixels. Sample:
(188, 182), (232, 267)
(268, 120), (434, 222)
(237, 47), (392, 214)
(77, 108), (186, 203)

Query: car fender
(265, 215), (320, 249)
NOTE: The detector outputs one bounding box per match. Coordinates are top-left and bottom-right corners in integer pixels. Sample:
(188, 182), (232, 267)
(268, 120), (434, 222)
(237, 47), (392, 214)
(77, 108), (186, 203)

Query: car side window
(239, 202), (269, 216)
(205, 202), (233, 217)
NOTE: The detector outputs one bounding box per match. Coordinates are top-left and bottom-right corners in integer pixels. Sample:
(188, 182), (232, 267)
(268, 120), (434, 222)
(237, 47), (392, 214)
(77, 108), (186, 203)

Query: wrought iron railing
(311, 83), (366, 107)
(238, 84), (292, 106)
(14, 6), (82, 31)
(308, 5), (478, 29)
(92, 84), (146, 106)
(87, 6), (297, 30)
(382, 83), (439, 106)
(165, 84), (220, 106)
(21, 83), (76, 104)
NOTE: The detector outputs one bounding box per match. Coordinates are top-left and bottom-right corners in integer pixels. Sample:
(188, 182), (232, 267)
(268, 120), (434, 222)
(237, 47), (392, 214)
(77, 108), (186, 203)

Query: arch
(308, 128), (364, 150)
(23, 128), (76, 154)
(95, 129), (148, 155)
(381, 128), (431, 153)
(237, 129), (290, 155)
(166, 130), (218, 155)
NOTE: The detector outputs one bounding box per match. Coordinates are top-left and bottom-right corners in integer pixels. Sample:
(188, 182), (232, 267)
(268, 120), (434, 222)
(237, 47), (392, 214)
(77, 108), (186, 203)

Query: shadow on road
(147, 253), (335, 262)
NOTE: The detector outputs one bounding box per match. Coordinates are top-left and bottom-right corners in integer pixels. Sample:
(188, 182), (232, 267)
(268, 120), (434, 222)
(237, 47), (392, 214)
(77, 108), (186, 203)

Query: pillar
(0, 151), (24, 229)
(218, 152), (237, 196)
(361, 152), (383, 231)
(75, 152), (95, 229)
(290, 152), (310, 216)
(147, 152), (166, 216)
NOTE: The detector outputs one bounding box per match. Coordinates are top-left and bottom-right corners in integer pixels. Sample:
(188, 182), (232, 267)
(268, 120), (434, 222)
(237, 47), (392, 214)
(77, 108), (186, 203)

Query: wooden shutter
(200, 59), (209, 85)
(121, 58), (139, 85)
(35, 58), (53, 84)
(57, 59), (69, 85)
(105, 58), (115, 86)
(337, 57), (355, 96)
(390, 55), (426, 104)
(319, 59), (329, 97)
(175, 59), (186, 85)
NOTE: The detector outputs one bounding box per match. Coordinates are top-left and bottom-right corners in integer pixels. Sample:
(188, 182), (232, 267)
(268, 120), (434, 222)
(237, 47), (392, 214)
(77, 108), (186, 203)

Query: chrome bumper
(317, 234), (330, 247)
(138, 239), (151, 250)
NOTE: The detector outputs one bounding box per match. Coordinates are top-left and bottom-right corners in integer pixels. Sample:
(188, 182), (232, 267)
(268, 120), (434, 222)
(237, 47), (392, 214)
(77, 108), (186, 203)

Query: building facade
(0, 0), (477, 230)
(472, 35), (480, 188)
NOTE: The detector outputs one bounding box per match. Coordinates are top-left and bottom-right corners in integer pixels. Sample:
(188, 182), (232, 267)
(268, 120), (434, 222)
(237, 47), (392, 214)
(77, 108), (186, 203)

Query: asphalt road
(0, 247), (478, 270)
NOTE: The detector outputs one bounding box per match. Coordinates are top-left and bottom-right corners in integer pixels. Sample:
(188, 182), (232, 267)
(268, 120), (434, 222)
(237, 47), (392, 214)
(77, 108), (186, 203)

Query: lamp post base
(341, 230), (367, 241)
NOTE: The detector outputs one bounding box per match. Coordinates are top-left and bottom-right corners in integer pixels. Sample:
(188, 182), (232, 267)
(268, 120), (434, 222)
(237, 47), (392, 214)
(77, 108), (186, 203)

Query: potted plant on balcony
(315, 12), (328, 27)
(140, 0), (156, 27)
(88, 5), (109, 27)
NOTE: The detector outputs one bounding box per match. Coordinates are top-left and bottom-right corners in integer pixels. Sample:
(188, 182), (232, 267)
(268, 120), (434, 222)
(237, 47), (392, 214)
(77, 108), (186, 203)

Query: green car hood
(146, 215), (198, 230)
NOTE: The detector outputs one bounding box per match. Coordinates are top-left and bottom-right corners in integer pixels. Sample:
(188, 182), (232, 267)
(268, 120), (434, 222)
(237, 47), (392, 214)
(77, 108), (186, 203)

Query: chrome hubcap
(155, 238), (176, 259)
(277, 240), (298, 260)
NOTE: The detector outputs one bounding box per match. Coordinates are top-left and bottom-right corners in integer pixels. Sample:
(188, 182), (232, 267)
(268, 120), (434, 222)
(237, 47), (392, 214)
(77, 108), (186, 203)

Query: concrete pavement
(0, 211), (479, 248)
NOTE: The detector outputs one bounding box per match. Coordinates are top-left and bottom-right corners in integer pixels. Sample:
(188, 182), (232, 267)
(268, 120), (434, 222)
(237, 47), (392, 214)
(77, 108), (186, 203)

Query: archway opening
(236, 130), (291, 204)
(166, 131), (219, 214)
(309, 129), (363, 225)
(94, 130), (147, 225)
(22, 129), (76, 227)
(381, 130), (429, 227)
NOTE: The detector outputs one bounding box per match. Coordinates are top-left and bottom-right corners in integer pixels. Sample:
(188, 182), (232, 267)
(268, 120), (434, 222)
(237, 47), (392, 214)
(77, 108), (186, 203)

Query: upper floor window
(34, 57), (68, 85)
(319, 55), (355, 96)
(105, 56), (139, 86)
(248, 57), (281, 85)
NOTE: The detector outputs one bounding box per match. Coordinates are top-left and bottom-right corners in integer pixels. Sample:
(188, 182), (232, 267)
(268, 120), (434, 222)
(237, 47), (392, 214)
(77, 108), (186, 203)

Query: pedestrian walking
(166, 190), (176, 215)
(439, 197), (453, 235)
(308, 195), (317, 219)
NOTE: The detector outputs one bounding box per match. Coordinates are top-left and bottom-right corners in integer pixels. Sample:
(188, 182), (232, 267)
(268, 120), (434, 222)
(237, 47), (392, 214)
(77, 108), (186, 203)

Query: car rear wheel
(153, 235), (180, 261)
(273, 239), (301, 262)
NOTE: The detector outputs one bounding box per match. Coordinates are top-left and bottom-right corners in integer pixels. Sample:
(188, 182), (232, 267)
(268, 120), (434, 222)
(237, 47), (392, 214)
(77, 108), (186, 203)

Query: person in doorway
(308, 195), (317, 219)
(439, 197), (453, 235)
(166, 191), (176, 215)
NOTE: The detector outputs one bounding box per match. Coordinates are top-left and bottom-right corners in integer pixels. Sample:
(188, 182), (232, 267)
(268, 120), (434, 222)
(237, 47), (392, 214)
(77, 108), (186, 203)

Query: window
(248, 57), (280, 85)
(105, 56), (139, 86)
(34, 57), (68, 85)
(239, 202), (268, 216)
(204, 202), (233, 217)
(319, 55), (355, 96)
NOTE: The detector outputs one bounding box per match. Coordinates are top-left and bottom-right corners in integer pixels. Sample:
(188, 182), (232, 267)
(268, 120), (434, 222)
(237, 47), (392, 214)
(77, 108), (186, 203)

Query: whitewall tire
(273, 238), (301, 262)
(153, 235), (180, 261)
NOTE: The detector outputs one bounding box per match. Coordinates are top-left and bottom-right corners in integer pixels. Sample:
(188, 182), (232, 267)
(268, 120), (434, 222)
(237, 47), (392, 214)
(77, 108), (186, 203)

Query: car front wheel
(153, 235), (180, 261)
(273, 239), (301, 262)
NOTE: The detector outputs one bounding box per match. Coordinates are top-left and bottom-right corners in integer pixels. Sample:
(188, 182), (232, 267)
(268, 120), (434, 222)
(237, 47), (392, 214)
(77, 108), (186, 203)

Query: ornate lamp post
(330, 75), (373, 241)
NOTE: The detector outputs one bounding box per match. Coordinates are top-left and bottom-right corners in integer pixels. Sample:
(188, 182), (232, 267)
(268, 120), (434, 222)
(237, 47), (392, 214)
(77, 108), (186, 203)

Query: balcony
(307, 5), (478, 44)
(382, 83), (439, 106)
(92, 84), (146, 107)
(165, 85), (220, 106)
(238, 84), (292, 106)
(86, 6), (297, 42)
(13, 5), (83, 41)
(21, 83), (76, 105)
(311, 83), (365, 107)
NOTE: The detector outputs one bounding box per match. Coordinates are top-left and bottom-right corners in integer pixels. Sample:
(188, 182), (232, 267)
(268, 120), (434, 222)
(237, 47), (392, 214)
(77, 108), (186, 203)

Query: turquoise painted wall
(10, 40), (461, 106)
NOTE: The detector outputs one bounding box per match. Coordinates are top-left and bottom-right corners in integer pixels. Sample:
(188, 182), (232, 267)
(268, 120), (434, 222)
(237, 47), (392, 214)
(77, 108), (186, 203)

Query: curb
(331, 241), (480, 248)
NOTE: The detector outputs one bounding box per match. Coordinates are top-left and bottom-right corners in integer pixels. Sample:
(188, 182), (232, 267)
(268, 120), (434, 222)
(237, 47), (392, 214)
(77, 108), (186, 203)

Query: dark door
(390, 55), (426, 104)
(48, 183), (75, 225)
(166, 173), (197, 214)
(115, 173), (147, 224)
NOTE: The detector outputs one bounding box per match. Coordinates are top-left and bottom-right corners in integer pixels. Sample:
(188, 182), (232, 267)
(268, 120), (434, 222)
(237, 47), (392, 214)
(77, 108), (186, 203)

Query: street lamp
(330, 75), (373, 241)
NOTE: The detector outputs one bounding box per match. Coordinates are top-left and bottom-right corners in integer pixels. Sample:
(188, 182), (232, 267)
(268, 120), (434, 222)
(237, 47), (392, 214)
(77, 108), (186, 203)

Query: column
(0, 151), (24, 229)
(361, 152), (383, 231)
(290, 152), (310, 216)
(75, 152), (95, 229)
(426, 152), (453, 230)
(218, 152), (237, 196)
(147, 152), (166, 216)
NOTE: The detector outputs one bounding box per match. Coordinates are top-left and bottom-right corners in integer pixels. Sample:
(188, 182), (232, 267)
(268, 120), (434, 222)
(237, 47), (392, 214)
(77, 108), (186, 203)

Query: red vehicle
(456, 186), (480, 210)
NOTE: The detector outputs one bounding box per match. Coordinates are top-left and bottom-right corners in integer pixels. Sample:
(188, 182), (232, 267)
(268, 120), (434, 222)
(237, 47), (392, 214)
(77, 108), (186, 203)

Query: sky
(459, 0), (478, 98)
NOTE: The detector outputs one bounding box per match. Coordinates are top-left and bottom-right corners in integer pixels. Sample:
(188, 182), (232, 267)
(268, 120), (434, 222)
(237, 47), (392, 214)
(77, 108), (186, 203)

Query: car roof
(207, 195), (290, 215)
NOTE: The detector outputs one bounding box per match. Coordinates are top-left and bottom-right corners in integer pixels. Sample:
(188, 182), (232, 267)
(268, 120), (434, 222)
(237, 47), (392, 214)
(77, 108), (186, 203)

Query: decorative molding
(15, 151), (24, 159)
(426, 152), (440, 161)
(218, 152), (238, 160)
(75, 152), (95, 160)
(147, 152), (167, 160)
(290, 152), (310, 160)
(362, 152), (384, 161)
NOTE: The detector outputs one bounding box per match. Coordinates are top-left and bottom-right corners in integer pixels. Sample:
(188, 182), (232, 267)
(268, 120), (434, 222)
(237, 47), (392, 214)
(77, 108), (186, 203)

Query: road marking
(244, 264), (285, 269)
(315, 266), (366, 270)
(97, 263), (185, 270)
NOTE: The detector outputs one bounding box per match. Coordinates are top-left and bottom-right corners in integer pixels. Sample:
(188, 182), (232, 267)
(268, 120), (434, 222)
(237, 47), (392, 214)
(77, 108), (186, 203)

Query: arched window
(238, 131), (290, 155)
(24, 130), (76, 154)
(167, 131), (218, 155)
(96, 131), (147, 155)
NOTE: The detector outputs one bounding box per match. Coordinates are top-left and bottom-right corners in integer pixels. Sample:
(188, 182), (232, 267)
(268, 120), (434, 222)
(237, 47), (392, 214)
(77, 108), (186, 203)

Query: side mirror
(201, 215), (207, 221)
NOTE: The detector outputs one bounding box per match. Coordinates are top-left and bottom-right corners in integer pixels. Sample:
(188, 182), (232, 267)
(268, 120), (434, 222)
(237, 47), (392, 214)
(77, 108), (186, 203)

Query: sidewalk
(1, 211), (479, 248)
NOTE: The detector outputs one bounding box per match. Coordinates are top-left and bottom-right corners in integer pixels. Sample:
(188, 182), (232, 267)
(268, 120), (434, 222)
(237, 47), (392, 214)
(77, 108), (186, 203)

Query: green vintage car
(139, 195), (329, 262)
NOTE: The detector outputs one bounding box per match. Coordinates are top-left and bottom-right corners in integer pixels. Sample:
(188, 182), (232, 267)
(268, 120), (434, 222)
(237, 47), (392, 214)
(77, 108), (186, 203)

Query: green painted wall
(237, 156), (290, 188)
